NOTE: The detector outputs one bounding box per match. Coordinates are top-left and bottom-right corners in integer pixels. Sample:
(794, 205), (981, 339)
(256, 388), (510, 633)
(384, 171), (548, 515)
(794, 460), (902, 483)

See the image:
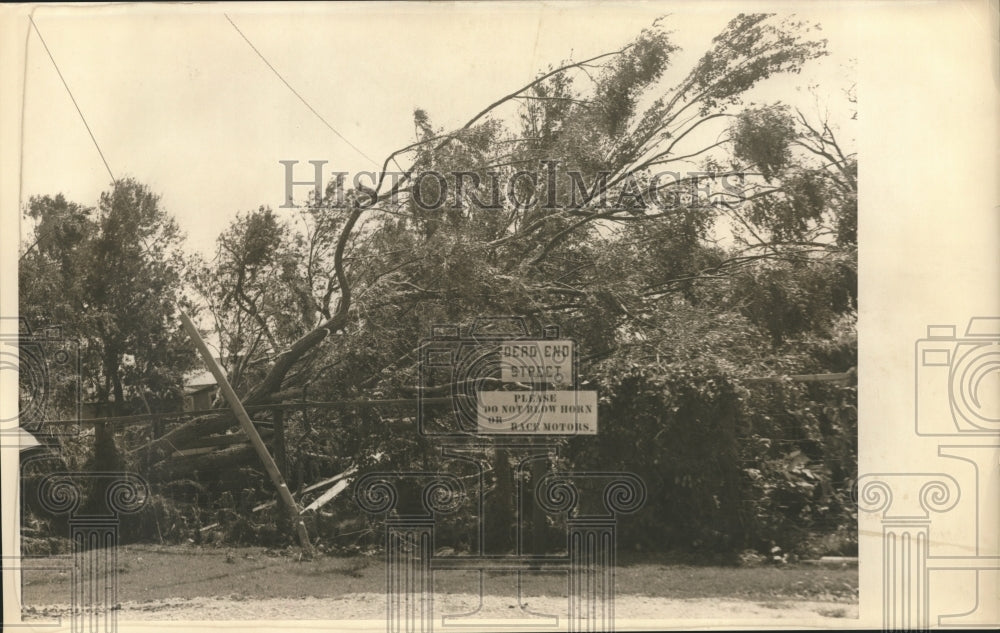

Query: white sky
(18, 2), (857, 256)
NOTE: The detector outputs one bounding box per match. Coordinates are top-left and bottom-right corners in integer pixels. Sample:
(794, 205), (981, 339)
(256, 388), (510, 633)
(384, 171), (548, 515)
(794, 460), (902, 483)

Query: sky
(17, 2), (857, 257)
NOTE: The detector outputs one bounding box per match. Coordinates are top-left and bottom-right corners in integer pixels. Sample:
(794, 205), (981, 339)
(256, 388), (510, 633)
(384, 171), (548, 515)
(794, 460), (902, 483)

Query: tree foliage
(24, 14), (857, 558)
(179, 13), (856, 556)
(20, 179), (197, 467)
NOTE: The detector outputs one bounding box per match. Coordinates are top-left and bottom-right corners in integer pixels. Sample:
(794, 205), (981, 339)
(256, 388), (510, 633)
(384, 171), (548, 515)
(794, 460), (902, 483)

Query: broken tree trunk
(180, 313), (314, 555)
(183, 430), (272, 451)
(133, 413), (232, 463)
(240, 205), (362, 406)
(133, 206), (364, 467)
(149, 444), (257, 481)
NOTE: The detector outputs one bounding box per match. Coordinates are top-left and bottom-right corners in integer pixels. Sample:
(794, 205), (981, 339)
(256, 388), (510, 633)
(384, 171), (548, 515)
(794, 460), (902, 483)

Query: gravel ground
(23, 593), (859, 629)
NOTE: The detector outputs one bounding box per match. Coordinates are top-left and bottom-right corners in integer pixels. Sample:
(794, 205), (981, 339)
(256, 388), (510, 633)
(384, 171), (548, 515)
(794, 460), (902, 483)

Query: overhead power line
(224, 13), (380, 169)
(29, 15), (116, 185)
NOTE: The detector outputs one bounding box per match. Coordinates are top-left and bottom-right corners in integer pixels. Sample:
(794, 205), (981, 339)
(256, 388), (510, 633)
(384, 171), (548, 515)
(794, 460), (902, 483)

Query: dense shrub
(565, 354), (856, 558)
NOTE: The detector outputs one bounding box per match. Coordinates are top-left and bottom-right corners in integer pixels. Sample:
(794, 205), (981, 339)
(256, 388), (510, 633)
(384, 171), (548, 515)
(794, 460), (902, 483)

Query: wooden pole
(179, 312), (313, 554)
(531, 438), (547, 556)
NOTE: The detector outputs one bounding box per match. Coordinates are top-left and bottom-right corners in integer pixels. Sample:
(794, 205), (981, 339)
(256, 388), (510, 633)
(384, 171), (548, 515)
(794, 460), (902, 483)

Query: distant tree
(20, 178), (197, 469)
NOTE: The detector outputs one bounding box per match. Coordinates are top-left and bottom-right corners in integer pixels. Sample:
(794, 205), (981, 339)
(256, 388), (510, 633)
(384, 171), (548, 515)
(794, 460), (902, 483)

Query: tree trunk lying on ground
(149, 444), (258, 482)
(132, 414), (278, 464)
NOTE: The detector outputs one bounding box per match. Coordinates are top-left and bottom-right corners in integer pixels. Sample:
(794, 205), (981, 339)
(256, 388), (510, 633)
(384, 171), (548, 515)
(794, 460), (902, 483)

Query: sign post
(364, 318), (641, 632)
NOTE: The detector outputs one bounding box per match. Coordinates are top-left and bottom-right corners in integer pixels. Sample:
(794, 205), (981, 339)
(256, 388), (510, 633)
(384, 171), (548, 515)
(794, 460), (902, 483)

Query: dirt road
(24, 593), (859, 629)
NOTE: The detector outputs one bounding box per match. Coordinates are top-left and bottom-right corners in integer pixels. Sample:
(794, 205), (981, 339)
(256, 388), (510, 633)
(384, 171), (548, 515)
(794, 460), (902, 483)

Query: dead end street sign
(500, 339), (574, 387)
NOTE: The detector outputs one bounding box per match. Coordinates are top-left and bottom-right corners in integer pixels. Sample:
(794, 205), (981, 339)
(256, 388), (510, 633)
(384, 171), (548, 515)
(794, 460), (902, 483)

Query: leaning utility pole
(179, 312), (313, 555)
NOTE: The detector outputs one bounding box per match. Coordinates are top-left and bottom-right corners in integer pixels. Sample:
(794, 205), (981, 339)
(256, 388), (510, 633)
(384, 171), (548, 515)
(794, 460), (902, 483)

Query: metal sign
(500, 339), (574, 386)
(477, 390), (597, 434)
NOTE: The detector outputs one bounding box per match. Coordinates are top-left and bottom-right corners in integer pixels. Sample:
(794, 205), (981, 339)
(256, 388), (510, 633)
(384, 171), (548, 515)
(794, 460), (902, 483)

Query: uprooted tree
(177, 12), (841, 416)
(25, 14), (857, 556)
(183, 13), (853, 555)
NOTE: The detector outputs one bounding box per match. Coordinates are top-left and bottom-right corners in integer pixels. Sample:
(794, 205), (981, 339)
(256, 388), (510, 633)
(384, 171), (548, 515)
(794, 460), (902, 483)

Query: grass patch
(817, 606), (849, 618)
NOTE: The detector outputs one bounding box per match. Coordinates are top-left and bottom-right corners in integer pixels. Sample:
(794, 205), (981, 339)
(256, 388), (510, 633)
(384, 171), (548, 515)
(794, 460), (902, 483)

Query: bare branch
(243, 202), (364, 406)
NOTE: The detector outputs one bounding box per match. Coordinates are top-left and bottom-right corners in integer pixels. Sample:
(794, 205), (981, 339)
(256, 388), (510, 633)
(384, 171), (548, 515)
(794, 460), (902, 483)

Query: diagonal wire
(26, 16), (165, 262)
(224, 13), (381, 170)
(29, 15), (116, 185)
